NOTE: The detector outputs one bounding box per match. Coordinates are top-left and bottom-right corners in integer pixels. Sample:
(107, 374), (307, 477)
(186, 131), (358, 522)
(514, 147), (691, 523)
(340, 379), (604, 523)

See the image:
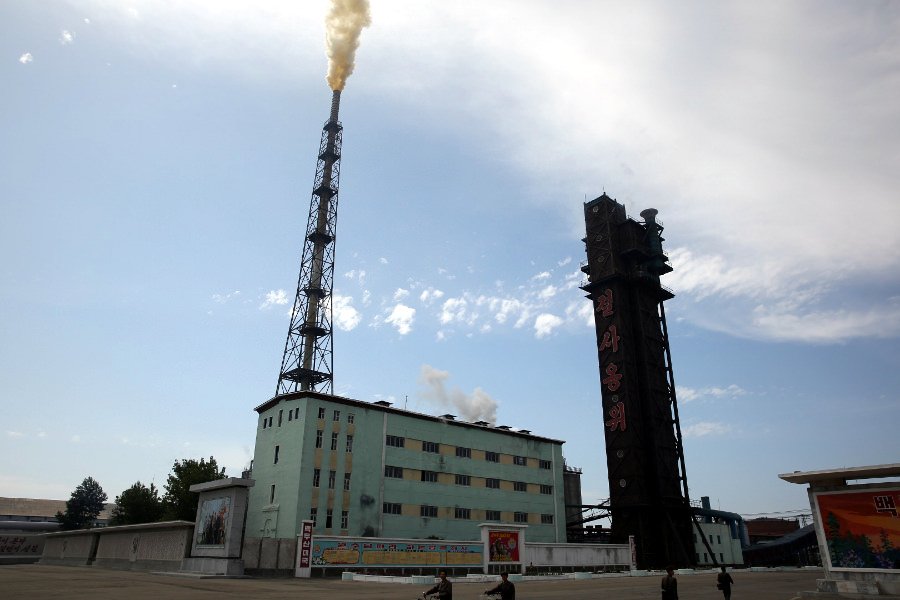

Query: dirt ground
(0, 564), (823, 600)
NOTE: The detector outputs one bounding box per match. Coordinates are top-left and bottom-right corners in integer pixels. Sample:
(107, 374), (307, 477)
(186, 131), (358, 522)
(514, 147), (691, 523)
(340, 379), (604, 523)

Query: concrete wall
(0, 534), (46, 565)
(41, 521), (193, 571)
(242, 536), (296, 574)
(523, 542), (630, 569)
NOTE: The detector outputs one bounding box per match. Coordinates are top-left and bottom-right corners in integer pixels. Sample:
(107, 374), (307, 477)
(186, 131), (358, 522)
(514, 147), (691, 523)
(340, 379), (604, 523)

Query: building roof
(254, 390), (565, 445)
(0, 497), (114, 520)
(778, 463), (900, 485)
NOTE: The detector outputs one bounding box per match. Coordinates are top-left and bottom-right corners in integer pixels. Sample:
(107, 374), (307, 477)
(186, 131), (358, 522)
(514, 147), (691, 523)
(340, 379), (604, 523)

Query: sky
(2, 1), (899, 522)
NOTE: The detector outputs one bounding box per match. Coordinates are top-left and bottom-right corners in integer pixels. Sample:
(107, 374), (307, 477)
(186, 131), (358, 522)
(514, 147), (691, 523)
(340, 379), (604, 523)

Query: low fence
(41, 521), (194, 571)
(523, 542), (631, 573)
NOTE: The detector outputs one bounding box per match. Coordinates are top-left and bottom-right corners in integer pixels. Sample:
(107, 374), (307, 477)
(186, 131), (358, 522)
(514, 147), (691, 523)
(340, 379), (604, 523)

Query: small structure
(780, 463), (900, 597)
(182, 477), (254, 576)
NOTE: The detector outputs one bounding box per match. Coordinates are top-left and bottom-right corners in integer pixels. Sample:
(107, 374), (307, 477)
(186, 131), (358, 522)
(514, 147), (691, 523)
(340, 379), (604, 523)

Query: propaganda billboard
(815, 488), (900, 571)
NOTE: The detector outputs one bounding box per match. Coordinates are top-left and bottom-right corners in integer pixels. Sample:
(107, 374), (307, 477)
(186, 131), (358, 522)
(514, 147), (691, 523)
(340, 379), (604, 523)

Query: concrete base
(797, 577), (900, 599)
(180, 557), (245, 577)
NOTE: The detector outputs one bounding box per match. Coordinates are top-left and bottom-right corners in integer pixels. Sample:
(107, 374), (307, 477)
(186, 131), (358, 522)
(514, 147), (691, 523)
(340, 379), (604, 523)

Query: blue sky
(2, 1), (898, 520)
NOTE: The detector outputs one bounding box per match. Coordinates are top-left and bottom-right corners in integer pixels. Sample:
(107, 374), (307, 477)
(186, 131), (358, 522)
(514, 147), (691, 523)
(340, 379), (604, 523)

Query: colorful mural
(196, 496), (231, 547)
(488, 530), (520, 562)
(816, 489), (900, 570)
(310, 539), (482, 568)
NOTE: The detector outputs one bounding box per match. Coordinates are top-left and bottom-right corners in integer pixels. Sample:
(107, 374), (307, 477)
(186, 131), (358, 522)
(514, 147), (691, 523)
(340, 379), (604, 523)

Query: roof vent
(496, 425), (511, 430)
(373, 400), (392, 407)
(518, 429), (531, 434)
(440, 414), (456, 420)
(473, 421), (489, 426)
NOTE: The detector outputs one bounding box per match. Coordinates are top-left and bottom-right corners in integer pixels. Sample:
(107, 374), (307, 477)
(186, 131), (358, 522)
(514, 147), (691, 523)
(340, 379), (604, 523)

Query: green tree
(110, 481), (165, 525)
(162, 456), (227, 521)
(56, 476), (108, 530)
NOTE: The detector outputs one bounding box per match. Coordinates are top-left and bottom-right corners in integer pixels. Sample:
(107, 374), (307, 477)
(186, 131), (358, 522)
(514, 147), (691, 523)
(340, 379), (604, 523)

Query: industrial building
(244, 390), (568, 558)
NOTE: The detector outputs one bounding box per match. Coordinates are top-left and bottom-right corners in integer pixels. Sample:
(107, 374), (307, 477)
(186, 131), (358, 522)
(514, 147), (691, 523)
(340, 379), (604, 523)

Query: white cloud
(60, 30), (75, 45)
(6, 431), (25, 438)
(558, 257), (572, 267)
(385, 303), (415, 335)
(331, 294), (361, 331)
(361, 290), (371, 306)
(393, 288), (409, 301)
(344, 269), (366, 285)
(439, 297), (468, 325)
(532, 271), (551, 281)
(379, 257), (388, 264)
(534, 313), (563, 339)
(212, 290), (240, 304)
(538, 285), (557, 300)
(419, 287), (445, 305)
(682, 422), (731, 438)
(18, 53), (33, 64)
(260, 289), (288, 309)
(677, 384), (746, 403)
(71, 435), (81, 443)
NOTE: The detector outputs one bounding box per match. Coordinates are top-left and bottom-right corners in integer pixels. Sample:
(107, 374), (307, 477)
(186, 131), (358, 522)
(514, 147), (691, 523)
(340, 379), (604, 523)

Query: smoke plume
(419, 364), (499, 424)
(325, 0), (371, 90)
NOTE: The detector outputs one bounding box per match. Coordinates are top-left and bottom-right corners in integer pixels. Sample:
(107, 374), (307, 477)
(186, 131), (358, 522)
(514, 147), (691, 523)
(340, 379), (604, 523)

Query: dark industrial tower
(276, 90), (344, 395)
(581, 193), (695, 569)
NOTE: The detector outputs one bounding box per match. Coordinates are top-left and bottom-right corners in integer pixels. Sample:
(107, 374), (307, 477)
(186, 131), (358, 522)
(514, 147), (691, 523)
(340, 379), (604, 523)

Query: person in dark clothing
(484, 572), (516, 600)
(424, 570), (452, 600)
(717, 566), (734, 599)
(661, 566), (678, 600)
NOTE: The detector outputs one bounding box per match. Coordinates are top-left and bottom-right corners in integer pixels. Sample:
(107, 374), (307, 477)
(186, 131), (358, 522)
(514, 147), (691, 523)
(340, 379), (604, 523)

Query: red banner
(488, 530), (519, 562)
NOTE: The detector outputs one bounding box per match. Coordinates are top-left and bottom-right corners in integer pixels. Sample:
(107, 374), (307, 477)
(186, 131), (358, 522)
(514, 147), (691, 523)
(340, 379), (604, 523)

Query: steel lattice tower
(581, 193), (695, 569)
(276, 90), (343, 395)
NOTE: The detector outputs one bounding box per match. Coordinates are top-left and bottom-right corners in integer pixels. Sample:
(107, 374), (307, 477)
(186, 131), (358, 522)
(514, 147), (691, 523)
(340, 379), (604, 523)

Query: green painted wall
(247, 393), (567, 544)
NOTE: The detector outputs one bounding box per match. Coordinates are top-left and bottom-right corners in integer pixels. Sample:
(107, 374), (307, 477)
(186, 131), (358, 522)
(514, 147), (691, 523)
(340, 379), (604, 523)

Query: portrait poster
(196, 496), (231, 547)
(815, 488), (900, 571)
(488, 530), (520, 562)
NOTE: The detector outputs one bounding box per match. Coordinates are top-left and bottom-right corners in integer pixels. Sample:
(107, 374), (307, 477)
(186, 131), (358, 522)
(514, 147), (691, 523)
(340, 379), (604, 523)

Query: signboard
(295, 520), (314, 577)
(815, 488), (900, 571)
(488, 530), (520, 563)
(309, 538), (482, 568)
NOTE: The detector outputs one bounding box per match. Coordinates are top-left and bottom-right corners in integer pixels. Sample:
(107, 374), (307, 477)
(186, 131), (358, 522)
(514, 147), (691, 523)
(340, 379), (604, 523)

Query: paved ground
(0, 564), (822, 599)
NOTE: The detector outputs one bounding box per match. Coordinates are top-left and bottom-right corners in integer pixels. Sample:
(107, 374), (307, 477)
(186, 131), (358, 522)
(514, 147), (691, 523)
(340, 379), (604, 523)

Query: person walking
(484, 572), (516, 600)
(661, 566), (679, 600)
(717, 566), (734, 599)
(424, 570), (452, 600)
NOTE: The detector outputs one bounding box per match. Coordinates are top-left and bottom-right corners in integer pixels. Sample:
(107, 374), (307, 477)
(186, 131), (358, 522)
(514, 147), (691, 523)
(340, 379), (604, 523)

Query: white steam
(418, 364), (498, 423)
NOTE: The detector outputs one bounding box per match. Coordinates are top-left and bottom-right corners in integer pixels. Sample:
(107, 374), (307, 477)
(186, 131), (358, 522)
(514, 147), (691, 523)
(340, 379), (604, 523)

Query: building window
(455, 474), (471, 486)
(262, 417), (267, 430)
(422, 441), (439, 453)
(456, 446), (471, 458)
(310, 507), (317, 525)
(485, 451), (499, 462)
(278, 409), (283, 427)
(326, 509), (333, 528)
(385, 465), (403, 478)
(315, 430), (323, 448)
(328, 470), (336, 489)
(295, 407), (300, 420)
(514, 481), (527, 492)
(288, 410), (292, 422)
(383, 502), (401, 515)
(268, 416), (273, 427)
(541, 514), (554, 524)
(341, 510), (349, 529)
(486, 478), (500, 489)
(540, 484), (553, 495)
(333, 410), (340, 421)
(344, 472), (351, 491)
(720, 553), (724, 562)
(274, 445), (280, 464)
(514, 512), (528, 523)
(331, 432), (338, 451)
(318, 407), (326, 419)
(386, 435), (405, 448)
(539, 459), (552, 469)
(420, 505), (438, 518)
(486, 510), (501, 521)
(513, 455), (527, 466)
(313, 468), (321, 487)
(346, 435), (354, 453)
(454, 507), (471, 520)
(347, 413), (355, 424)
(717, 535), (722, 544)
(421, 470), (438, 483)
(270, 484), (276, 503)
